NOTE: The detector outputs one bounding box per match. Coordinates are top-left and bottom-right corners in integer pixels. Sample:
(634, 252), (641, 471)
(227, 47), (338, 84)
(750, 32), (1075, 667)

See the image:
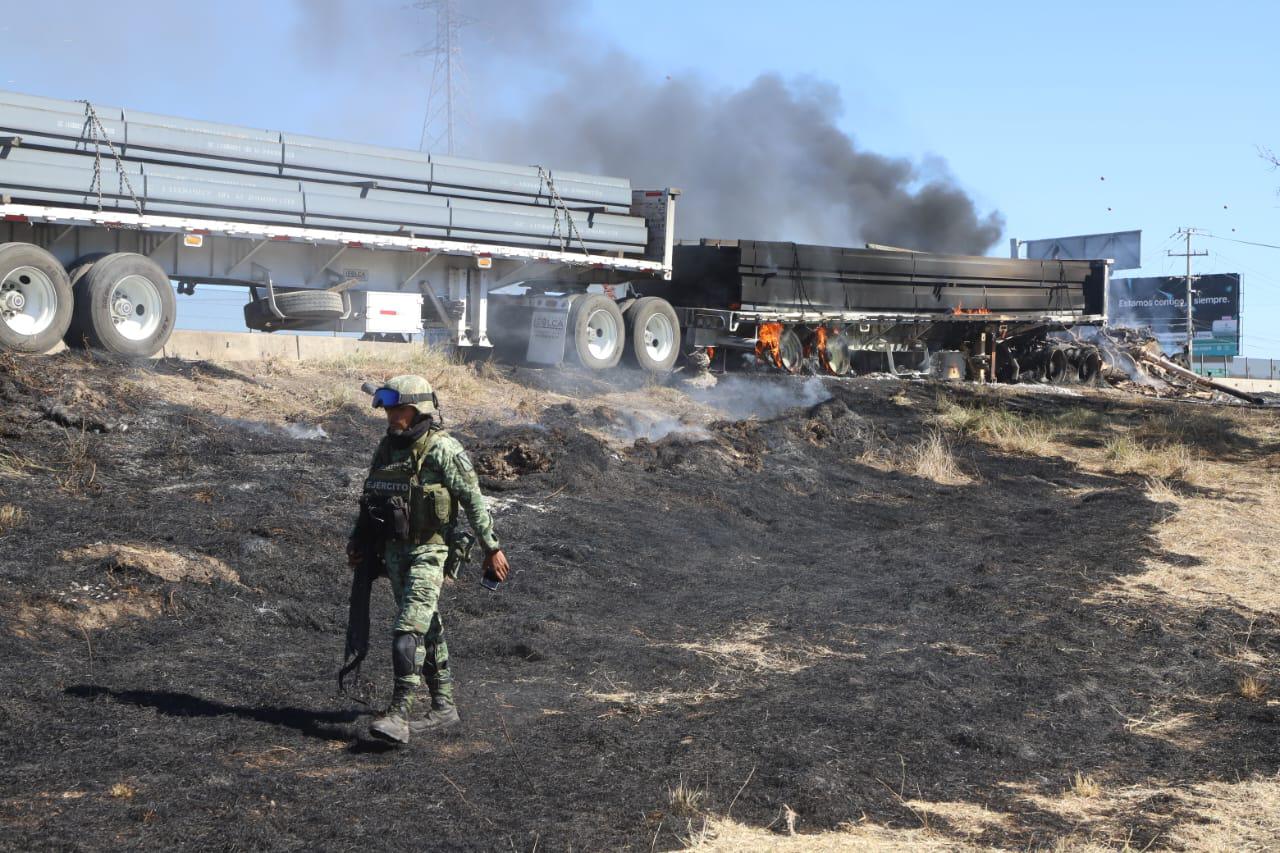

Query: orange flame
(755, 322), (784, 369)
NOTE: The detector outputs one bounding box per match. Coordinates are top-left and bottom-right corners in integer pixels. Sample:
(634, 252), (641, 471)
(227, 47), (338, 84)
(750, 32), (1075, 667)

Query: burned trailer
(640, 240), (1110, 382)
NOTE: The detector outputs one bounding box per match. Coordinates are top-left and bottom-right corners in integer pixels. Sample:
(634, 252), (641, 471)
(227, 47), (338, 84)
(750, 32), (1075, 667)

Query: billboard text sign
(1109, 273), (1240, 357)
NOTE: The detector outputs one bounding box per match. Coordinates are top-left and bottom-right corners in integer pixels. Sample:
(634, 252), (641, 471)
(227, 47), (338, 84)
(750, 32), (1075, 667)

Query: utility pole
(1168, 227), (1207, 367)
(412, 0), (471, 154)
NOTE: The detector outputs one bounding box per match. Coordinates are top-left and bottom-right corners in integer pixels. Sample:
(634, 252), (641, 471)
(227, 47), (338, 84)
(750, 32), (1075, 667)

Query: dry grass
(107, 783), (135, 800)
(0, 503), (25, 532)
(670, 621), (861, 675)
(1069, 772), (1102, 799)
(1238, 675), (1267, 701)
(59, 543), (240, 585)
(932, 399), (1056, 456)
(668, 779), (707, 817)
(903, 429), (971, 485)
(1101, 434), (1203, 482)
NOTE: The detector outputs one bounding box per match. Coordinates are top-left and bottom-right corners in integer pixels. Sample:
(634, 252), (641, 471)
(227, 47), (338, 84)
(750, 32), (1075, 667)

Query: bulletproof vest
(362, 429), (456, 546)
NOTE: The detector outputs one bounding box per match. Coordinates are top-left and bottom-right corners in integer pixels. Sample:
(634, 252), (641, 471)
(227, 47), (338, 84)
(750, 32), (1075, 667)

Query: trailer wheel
(69, 253), (176, 357)
(823, 328), (852, 376)
(0, 243), (74, 353)
(1078, 350), (1102, 383)
(1045, 348), (1069, 384)
(566, 293), (624, 370)
(62, 255), (107, 349)
(778, 327), (803, 373)
(623, 297), (680, 372)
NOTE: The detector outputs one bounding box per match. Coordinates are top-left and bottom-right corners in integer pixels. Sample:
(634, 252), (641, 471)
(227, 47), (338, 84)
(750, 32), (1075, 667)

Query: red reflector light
(270, 235), (290, 242)
(645, 191), (662, 197)
(347, 241), (364, 248)
(3, 214), (28, 222)
(379, 310), (397, 316)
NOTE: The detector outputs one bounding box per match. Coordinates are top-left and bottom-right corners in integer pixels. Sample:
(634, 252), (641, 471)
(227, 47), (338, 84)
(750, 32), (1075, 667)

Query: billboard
(1024, 229), (1142, 271)
(1108, 273), (1241, 357)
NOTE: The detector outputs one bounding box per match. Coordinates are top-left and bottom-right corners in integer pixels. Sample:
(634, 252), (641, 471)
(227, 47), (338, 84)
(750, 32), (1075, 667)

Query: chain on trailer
(536, 165), (591, 257)
(80, 100), (144, 220)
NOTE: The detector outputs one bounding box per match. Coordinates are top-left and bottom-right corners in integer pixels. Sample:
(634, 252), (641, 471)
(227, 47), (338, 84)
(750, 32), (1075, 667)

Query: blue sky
(4, 0), (1279, 356)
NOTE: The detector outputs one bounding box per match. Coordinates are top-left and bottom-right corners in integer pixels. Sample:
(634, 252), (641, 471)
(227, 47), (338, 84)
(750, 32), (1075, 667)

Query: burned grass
(1, 353), (1279, 850)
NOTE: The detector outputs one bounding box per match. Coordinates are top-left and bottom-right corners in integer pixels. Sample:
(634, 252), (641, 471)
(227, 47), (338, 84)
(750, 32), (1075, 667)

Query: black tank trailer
(636, 239), (1110, 382)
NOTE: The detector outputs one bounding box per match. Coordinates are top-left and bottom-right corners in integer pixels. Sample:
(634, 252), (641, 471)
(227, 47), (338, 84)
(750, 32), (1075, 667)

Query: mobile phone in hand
(480, 575), (501, 591)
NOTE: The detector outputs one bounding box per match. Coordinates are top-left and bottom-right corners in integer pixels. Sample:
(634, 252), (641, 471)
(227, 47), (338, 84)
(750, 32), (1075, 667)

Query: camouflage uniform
(372, 429), (500, 705)
(354, 375), (499, 743)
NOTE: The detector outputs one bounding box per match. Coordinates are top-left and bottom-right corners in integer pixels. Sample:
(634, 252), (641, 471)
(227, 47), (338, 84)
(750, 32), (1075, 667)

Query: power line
(1202, 232), (1280, 251)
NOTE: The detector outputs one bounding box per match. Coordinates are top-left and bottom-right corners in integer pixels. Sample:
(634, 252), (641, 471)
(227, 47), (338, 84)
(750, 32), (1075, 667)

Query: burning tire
(623, 296), (680, 372)
(68, 253), (177, 356)
(567, 293), (625, 370)
(0, 243), (74, 354)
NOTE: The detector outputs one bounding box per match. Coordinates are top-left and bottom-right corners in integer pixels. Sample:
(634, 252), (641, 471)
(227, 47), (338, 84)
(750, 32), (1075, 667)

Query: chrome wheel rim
(642, 311), (675, 363)
(779, 330), (802, 371)
(109, 274), (163, 342)
(0, 265), (57, 337)
(585, 307), (620, 361)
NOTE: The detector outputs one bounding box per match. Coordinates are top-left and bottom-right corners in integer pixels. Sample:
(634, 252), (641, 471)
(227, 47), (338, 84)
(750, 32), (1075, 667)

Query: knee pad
(392, 632), (422, 679)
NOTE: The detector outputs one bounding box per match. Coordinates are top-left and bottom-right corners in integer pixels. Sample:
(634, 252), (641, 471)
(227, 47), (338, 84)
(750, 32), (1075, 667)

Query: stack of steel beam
(654, 240), (1108, 316)
(0, 91), (647, 253)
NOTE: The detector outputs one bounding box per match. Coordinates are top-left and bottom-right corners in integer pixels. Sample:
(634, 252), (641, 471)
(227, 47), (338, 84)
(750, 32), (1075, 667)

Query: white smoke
(691, 376), (833, 420)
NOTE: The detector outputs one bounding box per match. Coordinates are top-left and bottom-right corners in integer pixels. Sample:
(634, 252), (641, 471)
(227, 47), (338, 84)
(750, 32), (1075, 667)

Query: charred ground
(1, 350), (1278, 851)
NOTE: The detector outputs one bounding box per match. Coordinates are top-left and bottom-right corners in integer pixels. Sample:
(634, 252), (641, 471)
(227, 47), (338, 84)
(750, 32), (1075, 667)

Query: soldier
(347, 374), (509, 744)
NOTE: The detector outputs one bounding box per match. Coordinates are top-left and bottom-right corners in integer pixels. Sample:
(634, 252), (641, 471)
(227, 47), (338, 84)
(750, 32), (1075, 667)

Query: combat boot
(369, 685), (415, 744)
(410, 654), (460, 734)
(409, 700), (460, 734)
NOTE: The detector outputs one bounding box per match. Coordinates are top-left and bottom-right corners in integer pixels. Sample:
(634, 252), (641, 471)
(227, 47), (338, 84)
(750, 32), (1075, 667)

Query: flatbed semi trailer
(634, 240), (1110, 381)
(0, 90), (678, 364)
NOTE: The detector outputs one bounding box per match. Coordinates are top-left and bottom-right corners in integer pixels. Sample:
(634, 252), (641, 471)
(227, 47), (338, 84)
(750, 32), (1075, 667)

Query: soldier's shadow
(66, 685), (363, 741)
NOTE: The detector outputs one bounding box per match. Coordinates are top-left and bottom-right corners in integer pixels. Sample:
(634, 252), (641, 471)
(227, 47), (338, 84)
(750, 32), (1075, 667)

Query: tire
(623, 296), (680, 372)
(62, 254), (108, 349)
(778, 327), (803, 373)
(71, 253), (177, 357)
(275, 289), (345, 320)
(0, 242), (74, 353)
(566, 293), (625, 370)
(244, 289), (346, 332)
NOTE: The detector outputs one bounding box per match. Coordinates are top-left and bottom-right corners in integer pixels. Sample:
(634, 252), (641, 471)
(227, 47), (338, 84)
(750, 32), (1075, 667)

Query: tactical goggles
(371, 387), (402, 409)
(369, 386), (439, 410)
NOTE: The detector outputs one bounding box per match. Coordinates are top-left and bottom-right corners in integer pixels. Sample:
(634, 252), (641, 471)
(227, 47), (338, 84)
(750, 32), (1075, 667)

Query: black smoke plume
(299, 0), (1004, 254)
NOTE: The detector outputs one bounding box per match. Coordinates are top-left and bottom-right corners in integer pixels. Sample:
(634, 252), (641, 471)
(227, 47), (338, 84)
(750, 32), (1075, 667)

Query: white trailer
(0, 190), (681, 366)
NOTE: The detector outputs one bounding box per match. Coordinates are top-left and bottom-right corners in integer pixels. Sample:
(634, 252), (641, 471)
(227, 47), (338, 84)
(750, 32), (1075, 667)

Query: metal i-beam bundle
(0, 90), (648, 254)
(667, 240), (1109, 318)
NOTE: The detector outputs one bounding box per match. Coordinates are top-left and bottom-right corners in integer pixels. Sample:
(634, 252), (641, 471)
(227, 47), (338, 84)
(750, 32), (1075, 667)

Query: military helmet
(369, 374), (438, 414)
